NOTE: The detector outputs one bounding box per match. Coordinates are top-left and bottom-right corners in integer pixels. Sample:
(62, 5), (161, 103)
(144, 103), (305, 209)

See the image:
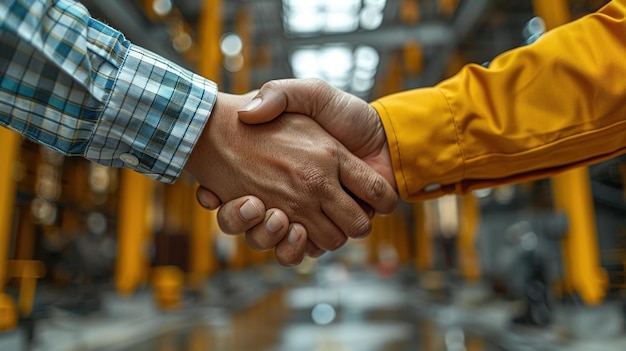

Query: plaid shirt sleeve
(0, 0), (217, 183)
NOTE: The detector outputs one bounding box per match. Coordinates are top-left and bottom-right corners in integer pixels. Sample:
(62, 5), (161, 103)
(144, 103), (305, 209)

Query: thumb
(237, 79), (334, 124)
(237, 83), (288, 124)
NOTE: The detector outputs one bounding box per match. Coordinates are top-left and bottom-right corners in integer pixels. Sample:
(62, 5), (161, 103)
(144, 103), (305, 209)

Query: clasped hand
(185, 79), (398, 266)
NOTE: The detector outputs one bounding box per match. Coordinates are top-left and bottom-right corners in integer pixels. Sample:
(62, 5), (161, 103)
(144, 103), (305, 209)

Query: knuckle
(347, 218), (372, 239)
(370, 176), (388, 201)
(276, 252), (302, 267)
(306, 78), (329, 93)
(325, 142), (340, 159)
(306, 243), (325, 258)
(217, 215), (238, 235)
(245, 231), (271, 252)
(362, 174), (387, 203)
(307, 249), (324, 258)
(308, 79), (335, 113)
(326, 234), (348, 251)
(299, 167), (329, 195)
(365, 175), (398, 213)
(285, 199), (305, 218)
(262, 79), (282, 91)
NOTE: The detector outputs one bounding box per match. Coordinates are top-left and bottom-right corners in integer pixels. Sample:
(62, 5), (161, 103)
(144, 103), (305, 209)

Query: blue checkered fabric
(0, 0), (217, 183)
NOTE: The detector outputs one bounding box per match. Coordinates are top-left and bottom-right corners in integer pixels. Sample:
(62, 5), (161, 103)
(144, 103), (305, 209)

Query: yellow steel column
(188, 0), (223, 290)
(458, 193), (481, 282)
(413, 203), (431, 271)
(403, 41), (423, 76)
(391, 210), (410, 265)
(229, 235), (248, 270)
(400, 0), (420, 23)
(0, 129), (19, 290)
(115, 169), (154, 295)
(533, 0), (607, 305)
(619, 161), (626, 284)
(0, 294), (17, 331)
(189, 203), (217, 290)
(199, 0), (223, 82)
(552, 170), (607, 304)
(367, 215), (384, 264)
(14, 209), (34, 260)
(162, 182), (189, 235)
(228, 7), (254, 271)
(620, 162), (626, 201)
(438, 0), (458, 18)
(531, 0), (570, 33)
(0, 128), (20, 330)
(11, 260), (45, 316)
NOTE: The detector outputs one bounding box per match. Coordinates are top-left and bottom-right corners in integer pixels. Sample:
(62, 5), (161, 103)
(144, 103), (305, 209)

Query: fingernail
(239, 200), (259, 221)
(239, 97), (262, 112)
(197, 194), (209, 208)
(265, 212), (283, 233)
(355, 230), (371, 240)
(288, 228), (301, 244)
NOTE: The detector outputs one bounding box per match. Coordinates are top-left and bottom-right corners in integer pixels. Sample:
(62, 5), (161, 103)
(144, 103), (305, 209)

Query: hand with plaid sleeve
(0, 0), (399, 263)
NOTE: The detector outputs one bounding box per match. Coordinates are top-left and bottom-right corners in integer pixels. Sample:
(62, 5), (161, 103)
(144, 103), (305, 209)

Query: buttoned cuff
(86, 44), (217, 183)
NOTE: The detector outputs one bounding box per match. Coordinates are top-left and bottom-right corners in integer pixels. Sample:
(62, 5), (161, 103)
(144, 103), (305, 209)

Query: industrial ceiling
(80, 0), (608, 101)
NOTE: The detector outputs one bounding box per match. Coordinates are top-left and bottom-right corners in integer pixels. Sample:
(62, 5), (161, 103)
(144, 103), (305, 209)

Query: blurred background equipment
(1, 0), (626, 350)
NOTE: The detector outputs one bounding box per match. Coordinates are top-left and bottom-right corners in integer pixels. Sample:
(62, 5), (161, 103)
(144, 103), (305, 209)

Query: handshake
(184, 78), (399, 267)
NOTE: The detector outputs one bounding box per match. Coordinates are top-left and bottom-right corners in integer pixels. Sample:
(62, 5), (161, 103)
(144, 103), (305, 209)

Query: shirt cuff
(85, 44), (217, 183)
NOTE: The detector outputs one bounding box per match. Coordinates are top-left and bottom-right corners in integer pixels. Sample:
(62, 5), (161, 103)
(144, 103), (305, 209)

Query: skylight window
(283, 0), (386, 35)
(290, 45), (380, 98)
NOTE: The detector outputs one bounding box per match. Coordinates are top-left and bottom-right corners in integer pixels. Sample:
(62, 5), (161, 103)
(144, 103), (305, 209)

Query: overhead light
(152, 0), (172, 17)
(220, 33), (243, 57)
(224, 54), (245, 72)
(291, 44), (379, 96)
(172, 32), (192, 53)
(364, 0), (387, 11)
(323, 0), (360, 11)
(326, 11), (359, 32)
(311, 303), (336, 325)
(283, 0), (317, 8)
(283, 0), (368, 34)
(320, 45), (353, 76)
(360, 6), (384, 30)
(354, 45), (379, 71)
(285, 10), (324, 34)
(351, 75), (374, 92)
(291, 49), (321, 78)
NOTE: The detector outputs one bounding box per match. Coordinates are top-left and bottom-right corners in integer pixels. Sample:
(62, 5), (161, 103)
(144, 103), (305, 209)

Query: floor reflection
(111, 268), (499, 351)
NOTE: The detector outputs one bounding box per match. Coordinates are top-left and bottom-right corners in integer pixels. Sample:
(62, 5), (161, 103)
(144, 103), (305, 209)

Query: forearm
(0, 0), (216, 183)
(373, 0), (626, 201)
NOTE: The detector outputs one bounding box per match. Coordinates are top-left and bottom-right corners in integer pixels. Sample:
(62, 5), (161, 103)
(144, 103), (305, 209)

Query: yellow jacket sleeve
(372, 0), (626, 202)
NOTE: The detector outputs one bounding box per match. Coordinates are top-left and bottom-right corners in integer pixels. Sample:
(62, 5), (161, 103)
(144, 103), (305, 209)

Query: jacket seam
(437, 87), (466, 179)
(376, 102), (411, 198)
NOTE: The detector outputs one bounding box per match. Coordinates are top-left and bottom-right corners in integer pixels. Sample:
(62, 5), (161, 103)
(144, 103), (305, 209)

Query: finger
(278, 177), (357, 250)
(346, 188), (375, 219)
(195, 186), (223, 210)
(216, 196), (266, 234)
(301, 214), (349, 252)
(353, 197), (375, 238)
(309, 155), (377, 240)
(245, 209), (290, 251)
(321, 193), (371, 240)
(305, 240), (326, 258)
(338, 151), (399, 215)
(237, 79), (333, 124)
(274, 224), (307, 267)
